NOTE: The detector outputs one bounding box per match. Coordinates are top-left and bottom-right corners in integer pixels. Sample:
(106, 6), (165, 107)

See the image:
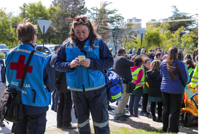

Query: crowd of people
(113, 46), (198, 133)
(0, 16), (198, 134)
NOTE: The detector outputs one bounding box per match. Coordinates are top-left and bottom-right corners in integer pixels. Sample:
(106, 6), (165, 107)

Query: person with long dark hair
(160, 47), (187, 133)
(54, 16), (113, 134)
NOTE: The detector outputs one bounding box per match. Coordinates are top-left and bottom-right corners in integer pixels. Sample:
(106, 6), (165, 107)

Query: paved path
(0, 101), (198, 134)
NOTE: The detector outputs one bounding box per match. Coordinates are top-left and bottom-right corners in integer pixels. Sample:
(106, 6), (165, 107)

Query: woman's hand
(70, 58), (80, 68)
(79, 58), (90, 68)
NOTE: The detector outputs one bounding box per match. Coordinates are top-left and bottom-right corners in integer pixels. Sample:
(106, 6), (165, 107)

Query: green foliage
(164, 5), (196, 32)
(88, 1), (120, 42)
(0, 9), (18, 48)
(143, 26), (162, 52)
(0, 53), (5, 59)
(51, 0), (87, 44)
(181, 32), (196, 54)
(122, 22), (138, 48)
(0, 2), (198, 55)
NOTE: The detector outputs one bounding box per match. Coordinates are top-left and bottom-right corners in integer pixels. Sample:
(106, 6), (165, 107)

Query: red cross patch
(10, 55), (33, 79)
(88, 46), (92, 51)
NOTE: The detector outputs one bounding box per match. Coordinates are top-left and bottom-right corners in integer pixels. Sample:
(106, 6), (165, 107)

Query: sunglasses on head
(74, 17), (87, 22)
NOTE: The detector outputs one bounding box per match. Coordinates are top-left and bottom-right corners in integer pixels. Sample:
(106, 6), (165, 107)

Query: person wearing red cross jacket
(5, 19), (55, 134)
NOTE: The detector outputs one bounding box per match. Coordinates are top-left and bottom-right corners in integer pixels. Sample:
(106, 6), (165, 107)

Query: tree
(19, 2), (53, 43)
(122, 22), (138, 47)
(88, 1), (119, 42)
(0, 8), (18, 47)
(168, 26), (185, 49)
(143, 26), (163, 52)
(163, 5), (196, 33)
(51, 0), (87, 44)
(181, 32), (196, 54)
(109, 14), (125, 55)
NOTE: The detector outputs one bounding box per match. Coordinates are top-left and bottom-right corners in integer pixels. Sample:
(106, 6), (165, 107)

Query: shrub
(0, 53), (5, 59)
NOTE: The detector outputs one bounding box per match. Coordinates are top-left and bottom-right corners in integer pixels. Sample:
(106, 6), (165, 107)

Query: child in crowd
(141, 58), (151, 117)
(146, 60), (163, 122)
(129, 55), (144, 117)
(184, 60), (195, 83)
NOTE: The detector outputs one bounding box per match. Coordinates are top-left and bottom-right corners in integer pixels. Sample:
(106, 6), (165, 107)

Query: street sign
(139, 28), (147, 48)
(139, 28), (147, 41)
(37, 20), (52, 52)
(37, 20), (52, 34)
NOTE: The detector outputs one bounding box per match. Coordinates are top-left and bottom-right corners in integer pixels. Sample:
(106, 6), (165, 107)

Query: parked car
(35, 44), (58, 55)
(0, 44), (9, 54)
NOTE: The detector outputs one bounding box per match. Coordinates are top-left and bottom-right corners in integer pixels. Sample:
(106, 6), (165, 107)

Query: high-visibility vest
(131, 68), (145, 90)
(191, 64), (198, 88)
(188, 68), (194, 76)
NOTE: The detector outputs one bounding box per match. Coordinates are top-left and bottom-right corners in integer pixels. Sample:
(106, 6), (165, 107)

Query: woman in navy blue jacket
(54, 16), (113, 134)
(160, 47), (187, 133)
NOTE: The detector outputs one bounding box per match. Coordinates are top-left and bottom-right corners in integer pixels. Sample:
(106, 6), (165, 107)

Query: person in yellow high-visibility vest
(129, 55), (145, 117)
(191, 63), (198, 88)
(184, 60), (195, 84)
(190, 55), (198, 89)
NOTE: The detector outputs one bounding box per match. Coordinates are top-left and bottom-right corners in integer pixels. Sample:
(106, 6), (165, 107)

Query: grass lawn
(91, 127), (176, 134)
(109, 127), (176, 134)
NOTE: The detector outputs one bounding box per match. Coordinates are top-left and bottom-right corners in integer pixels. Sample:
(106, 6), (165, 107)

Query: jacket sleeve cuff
(88, 59), (94, 69)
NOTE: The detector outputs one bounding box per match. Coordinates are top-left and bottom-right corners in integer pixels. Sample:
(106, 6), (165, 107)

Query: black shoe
(162, 128), (167, 132)
(114, 116), (127, 121)
(125, 105), (128, 108)
(62, 125), (77, 129)
(57, 125), (62, 128)
(122, 115), (130, 118)
(108, 105), (114, 110)
(141, 111), (149, 117)
(152, 116), (157, 121)
(157, 117), (162, 122)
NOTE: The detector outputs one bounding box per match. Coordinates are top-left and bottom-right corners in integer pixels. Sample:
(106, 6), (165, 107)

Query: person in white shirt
(141, 46), (145, 54)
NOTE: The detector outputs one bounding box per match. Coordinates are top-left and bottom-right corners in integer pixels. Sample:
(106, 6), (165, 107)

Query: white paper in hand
(78, 55), (85, 61)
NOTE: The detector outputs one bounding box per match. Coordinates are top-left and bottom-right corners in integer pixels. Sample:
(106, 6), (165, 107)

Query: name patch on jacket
(11, 81), (30, 88)
(88, 46), (93, 51)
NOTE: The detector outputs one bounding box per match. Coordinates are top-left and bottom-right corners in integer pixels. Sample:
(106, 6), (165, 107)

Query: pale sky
(1, 0), (199, 28)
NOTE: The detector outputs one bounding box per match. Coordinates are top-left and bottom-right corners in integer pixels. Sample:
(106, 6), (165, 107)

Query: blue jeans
(129, 94), (141, 116)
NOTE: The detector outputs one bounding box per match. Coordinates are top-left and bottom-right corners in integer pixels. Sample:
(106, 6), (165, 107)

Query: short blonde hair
(150, 60), (161, 71)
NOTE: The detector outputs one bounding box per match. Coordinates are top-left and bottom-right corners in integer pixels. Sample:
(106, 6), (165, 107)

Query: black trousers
(12, 112), (47, 134)
(162, 92), (182, 133)
(57, 92), (72, 127)
(72, 87), (110, 134)
(151, 102), (162, 117)
(51, 88), (59, 112)
(142, 93), (148, 112)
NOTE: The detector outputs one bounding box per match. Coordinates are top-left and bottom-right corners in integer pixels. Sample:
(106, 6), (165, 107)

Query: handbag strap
(19, 50), (36, 91)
